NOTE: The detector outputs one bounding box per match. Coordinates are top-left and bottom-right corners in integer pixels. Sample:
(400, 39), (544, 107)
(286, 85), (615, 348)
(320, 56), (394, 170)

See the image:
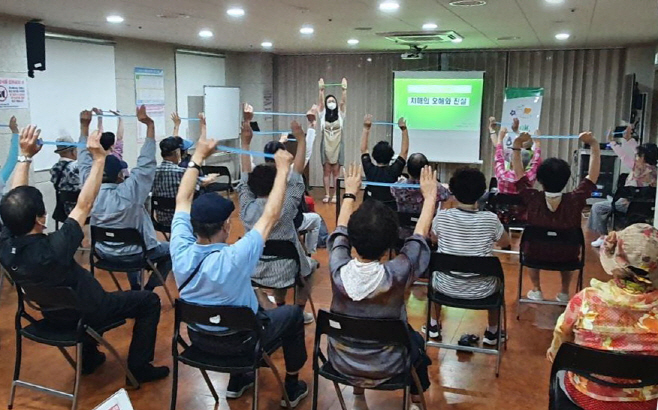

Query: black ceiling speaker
(25, 21), (46, 78)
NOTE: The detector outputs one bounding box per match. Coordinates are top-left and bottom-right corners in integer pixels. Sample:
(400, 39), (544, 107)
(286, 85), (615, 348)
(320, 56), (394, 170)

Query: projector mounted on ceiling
(401, 45), (426, 60)
(378, 30), (463, 46)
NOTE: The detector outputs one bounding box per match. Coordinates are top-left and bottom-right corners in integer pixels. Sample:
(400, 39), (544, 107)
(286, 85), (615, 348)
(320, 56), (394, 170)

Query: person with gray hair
(50, 134), (80, 220)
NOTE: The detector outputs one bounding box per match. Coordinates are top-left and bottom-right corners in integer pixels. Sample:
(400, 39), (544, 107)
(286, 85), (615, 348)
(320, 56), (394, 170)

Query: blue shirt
(170, 211), (262, 312)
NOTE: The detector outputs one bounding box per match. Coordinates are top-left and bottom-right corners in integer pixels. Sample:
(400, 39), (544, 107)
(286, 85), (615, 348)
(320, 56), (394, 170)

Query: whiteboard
(204, 86), (240, 141)
(28, 39), (117, 171)
(175, 52), (225, 139)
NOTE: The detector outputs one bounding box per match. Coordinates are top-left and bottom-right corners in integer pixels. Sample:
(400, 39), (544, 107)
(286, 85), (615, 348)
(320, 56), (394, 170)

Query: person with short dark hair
(0, 125), (169, 383)
(391, 153), (451, 215)
(513, 131), (601, 303)
(328, 163), (436, 410)
(171, 124), (309, 408)
(360, 114), (409, 208)
(424, 167), (511, 343)
(96, 108), (129, 177)
(588, 125), (657, 248)
(79, 107), (171, 291)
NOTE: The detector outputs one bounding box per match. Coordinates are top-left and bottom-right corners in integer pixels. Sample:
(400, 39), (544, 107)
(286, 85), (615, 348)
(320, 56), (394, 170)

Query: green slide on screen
(393, 78), (484, 131)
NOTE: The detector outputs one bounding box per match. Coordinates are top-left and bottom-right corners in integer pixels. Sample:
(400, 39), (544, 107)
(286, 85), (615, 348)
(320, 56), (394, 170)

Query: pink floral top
(495, 143), (541, 194)
(611, 139), (657, 188)
(548, 279), (658, 402)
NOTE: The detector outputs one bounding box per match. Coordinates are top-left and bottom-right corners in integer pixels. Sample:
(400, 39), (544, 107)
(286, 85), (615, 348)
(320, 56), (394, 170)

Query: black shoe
(129, 364), (170, 384)
(81, 351), (106, 375)
(227, 373), (255, 399)
(421, 324), (442, 341)
(483, 329), (507, 346)
(280, 380), (309, 408)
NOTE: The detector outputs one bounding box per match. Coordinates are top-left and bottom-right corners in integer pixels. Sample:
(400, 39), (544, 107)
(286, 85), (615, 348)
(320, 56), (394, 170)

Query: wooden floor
(0, 190), (608, 410)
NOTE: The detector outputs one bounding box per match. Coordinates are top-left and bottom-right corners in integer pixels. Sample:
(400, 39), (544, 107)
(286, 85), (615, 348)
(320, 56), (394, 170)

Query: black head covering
(325, 94), (339, 123)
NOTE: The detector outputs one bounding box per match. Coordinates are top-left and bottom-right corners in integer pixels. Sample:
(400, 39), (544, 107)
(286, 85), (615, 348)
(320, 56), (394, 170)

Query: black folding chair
(55, 190), (81, 231)
(171, 300), (291, 410)
(201, 165), (233, 196)
(485, 192), (527, 233)
(611, 186), (656, 230)
(517, 226), (585, 315)
(8, 283), (138, 410)
(312, 310), (427, 410)
(150, 196), (177, 240)
(252, 240), (317, 321)
(425, 253), (507, 376)
(90, 226), (174, 307)
(548, 342), (658, 410)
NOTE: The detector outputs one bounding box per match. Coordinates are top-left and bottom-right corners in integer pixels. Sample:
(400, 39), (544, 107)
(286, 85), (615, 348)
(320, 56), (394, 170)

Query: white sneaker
(556, 293), (570, 303)
(527, 289), (544, 301)
(591, 237), (605, 248)
(409, 404), (421, 410)
(303, 311), (315, 324)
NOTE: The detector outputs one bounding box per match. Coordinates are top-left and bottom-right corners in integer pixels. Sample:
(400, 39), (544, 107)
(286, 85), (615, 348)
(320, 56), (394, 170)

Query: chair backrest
(488, 177), (498, 191)
(549, 342), (658, 408)
(314, 309), (411, 350)
(16, 284), (81, 323)
(617, 186), (657, 202)
(151, 196), (177, 212)
(175, 299), (260, 333)
(429, 253), (505, 281)
(486, 192), (524, 209)
(201, 166), (231, 186)
(397, 212), (420, 230)
(58, 190), (80, 204)
(520, 226), (584, 249)
(625, 201), (656, 225)
(90, 226), (148, 254)
(262, 239), (300, 264)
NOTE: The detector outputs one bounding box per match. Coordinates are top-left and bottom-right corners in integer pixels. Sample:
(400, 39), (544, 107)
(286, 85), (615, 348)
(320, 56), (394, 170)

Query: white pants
(298, 212), (321, 254)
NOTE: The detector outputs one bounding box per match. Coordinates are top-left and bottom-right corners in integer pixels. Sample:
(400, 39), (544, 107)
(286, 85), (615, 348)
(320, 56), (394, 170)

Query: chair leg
(200, 370), (218, 403)
(109, 271), (123, 292)
(516, 265), (524, 320)
(333, 382), (347, 410)
(71, 342), (83, 410)
(312, 365), (319, 410)
(86, 329), (139, 389)
(402, 386), (410, 410)
(410, 368), (427, 410)
(262, 352), (291, 408)
(252, 368), (259, 410)
(57, 346), (77, 370)
(148, 263), (174, 307)
(8, 333), (22, 409)
(577, 268), (584, 291)
(502, 303), (508, 351)
(424, 297), (432, 348)
(495, 306), (503, 377)
(170, 359), (178, 410)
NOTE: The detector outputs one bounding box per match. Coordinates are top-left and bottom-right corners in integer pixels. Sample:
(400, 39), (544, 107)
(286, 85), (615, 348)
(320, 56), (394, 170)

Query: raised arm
(171, 112), (181, 137)
(109, 110), (124, 142)
(176, 127), (219, 214)
(292, 120), (306, 174)
(12, 126), (42, 189)
(398, 117), (409, 160)
(318, 78), (325, 112)
(252, 150), (293, 240)
(120, 105), (157, 205)
(199, 111), (207, 140)
(1, 116), (20, 185)
(241, 104), (254, 173)
(415, 165), (438, 236)
(77, 110), (93, 184)
(68, 130), (107, 227)
(511, 132), (532, 181)
(337, 163), (362, 227)
(80, 109), (92, 138)
(340, 78), (347, 113)
(494, 127), (508, 179)
(488, 116), (498, 145)
(580, 132), (600, 184)
(361, 114), (372, 154)
(92, 107), (103, 133)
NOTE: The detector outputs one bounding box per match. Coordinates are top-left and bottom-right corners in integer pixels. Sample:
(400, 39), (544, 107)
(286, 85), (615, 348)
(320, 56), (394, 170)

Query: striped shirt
(431, 208), (504, 299)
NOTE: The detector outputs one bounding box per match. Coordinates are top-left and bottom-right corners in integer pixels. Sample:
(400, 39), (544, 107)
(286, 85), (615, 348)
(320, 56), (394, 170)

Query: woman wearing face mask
(318, 77), (347, 203)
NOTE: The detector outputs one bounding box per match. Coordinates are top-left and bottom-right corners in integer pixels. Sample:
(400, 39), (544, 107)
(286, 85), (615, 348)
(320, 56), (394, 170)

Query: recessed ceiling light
(451, 37), (463, 43)
(300, 26), (314, 35)
(449, 0), (486, 6)
(261, 41), (273, 48)
(347, 39), (360, 45)
(367, 57), (373, 62)
(422, 23), (438, 30)
(379, 1), (400, 12)
(555, 32), (570, 40)
(545, 0), (564, 3)
(198, 29), (214, 38)
(106, 15), (124, 24)
(226, 7), (245, 17)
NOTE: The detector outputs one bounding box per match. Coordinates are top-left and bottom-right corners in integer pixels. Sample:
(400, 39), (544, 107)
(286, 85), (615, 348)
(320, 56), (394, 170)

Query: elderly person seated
(547, 223), (658, 410)
(327, 163), (436, 410)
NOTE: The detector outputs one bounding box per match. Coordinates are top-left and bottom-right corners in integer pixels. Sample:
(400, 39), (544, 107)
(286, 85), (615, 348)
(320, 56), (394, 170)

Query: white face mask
(39, 214), (49, 231)
(327, 102), (337, 110)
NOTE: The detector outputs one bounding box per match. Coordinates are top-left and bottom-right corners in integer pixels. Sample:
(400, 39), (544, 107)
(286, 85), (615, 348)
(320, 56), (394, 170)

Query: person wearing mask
(318, 77), (347, 203)
(50, 135), (80, 221)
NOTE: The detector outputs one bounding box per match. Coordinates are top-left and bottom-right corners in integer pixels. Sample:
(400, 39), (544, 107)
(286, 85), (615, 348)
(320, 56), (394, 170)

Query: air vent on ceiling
(378, 30), (462, 45)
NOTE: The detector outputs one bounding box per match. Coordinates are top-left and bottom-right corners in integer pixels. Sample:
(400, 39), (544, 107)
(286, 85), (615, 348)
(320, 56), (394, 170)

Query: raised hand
(243, 103), (254, 123)
(623, 124), (633, 141)
(344, 163), (363, 196)
(488, 116), (497, 132)
(398, 117), (407, 130)
(579, 131), (597, 146)
(136, 105), (153, 124)
(319, 78), (325, 90)
(341, 78), (347, 90)
(19, 125), (42, 157)
(241, 120), (253, 147)
(279, 133), (289, 144)
(513, 131), (532, 149)
(87, 129), (108, 160)
(198, 112), (206, 128)
(533, 129), (541, 148)
(307, 104), (318, 125)
(511, 117), (520, 134)
(363, 114), (373, 129)
(195, 137), (219, 161)
(80, 110), (92, 126)
(92, 107), (102, 116)
(419, 165), (437, 201)
(498, 127), (508, 145)
(9, 116), (18, 134)
(171, 112), (181, 127)
(291, 120), (304, 140)
(109, 109), (121, 117)
(274, 149), (294, 173)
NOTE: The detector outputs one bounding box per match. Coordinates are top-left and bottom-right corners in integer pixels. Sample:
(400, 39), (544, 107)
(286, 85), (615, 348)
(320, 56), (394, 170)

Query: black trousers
(84, 290), (162, 371)
(190, 305), (307, 373)
(408, 330), (431, 395)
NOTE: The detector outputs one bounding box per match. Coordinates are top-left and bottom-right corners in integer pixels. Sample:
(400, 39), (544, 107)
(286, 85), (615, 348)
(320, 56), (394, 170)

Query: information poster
(93, 389), (134, 410)
(0, 77), (29, 109)
(501, 87), (544, 149)
(134, 67), (166, 142)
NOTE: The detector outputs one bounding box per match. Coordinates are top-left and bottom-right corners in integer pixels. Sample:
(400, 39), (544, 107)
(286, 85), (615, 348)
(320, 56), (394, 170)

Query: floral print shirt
(390, 178), (451, 214)
(611, 138), (657, 188)
(548, 279), (658, 402)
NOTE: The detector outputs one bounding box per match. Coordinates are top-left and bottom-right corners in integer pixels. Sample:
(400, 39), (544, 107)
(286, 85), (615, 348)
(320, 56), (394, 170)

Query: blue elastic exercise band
(217, 145), (274, 159)
(362, 181), (421, 189)
(38, 140), (86, 148)
(253, 111), (306, 117)
(372, 122), (397, 126)
(93, 113), (200, 121)
(0, 124), (8, 128)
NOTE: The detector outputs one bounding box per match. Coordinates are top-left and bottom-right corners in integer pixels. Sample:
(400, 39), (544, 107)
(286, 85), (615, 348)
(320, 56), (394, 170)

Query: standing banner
(501, 87), (544, 150)
(0, 77), (29, 109)
(135, 67), (166, 143)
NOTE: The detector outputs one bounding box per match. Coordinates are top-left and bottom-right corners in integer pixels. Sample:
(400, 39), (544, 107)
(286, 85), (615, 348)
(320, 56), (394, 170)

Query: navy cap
(191, 193), (235, 224)
(160, 137), (181, 156)
(103, 155), (128, 181)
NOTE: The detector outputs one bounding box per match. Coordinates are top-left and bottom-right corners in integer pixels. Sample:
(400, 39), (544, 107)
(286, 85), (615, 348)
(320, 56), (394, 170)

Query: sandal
(458, 334), (479, 347)
(322, 195), (330, 203)
(331, 195), (337, 203)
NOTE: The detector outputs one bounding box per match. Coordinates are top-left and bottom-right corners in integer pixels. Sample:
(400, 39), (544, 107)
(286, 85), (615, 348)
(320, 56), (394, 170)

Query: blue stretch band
(254, 131), (289, 135)
(362, 181), (421, 189)
(217, 145), (274, 159)
(38, 140), (86, 148)
(253, 111), (306, 117)
(0, 124), (8, 128)
(93, 113), (200, 121)
(372, 122), (397, 126)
